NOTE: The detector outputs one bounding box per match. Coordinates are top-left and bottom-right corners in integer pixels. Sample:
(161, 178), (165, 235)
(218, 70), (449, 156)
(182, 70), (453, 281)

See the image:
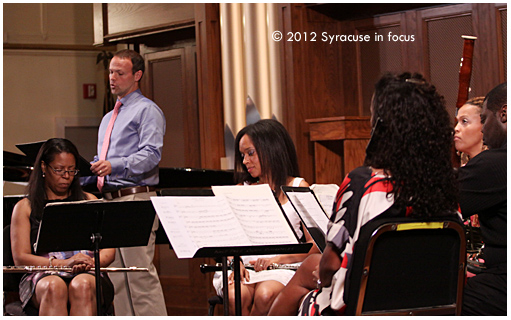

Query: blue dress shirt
(84, 89), (166, 192)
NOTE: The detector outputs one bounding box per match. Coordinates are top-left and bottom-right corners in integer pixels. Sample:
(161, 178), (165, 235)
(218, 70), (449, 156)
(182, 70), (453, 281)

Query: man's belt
(103, 186), (156, 200)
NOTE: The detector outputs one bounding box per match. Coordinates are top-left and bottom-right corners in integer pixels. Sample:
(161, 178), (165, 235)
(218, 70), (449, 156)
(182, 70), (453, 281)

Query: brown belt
(103, 186), (156, 200)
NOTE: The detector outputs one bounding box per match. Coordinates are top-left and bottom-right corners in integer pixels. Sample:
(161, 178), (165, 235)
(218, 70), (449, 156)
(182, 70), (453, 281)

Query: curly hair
(27, 138), (87, 221)
(234, 119), (300, 198)
(364, 72), (458, 218)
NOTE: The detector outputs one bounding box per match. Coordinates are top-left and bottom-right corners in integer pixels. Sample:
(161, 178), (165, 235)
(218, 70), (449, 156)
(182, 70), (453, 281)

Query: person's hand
(228, 261), (250, 284)
(249, 257), (276, 272)
(71, 263), (92, 274)
(91, 160), (112, 177)
(312, 265), (321, 288)
(64, 252), (94, 274)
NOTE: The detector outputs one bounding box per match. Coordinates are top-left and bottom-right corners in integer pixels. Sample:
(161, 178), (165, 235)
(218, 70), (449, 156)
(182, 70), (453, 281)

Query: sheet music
(151, 196), (251, 259)
(286, 192), (329, 235)
(310, 184), (340, 217)
(212, 184), (298, 245)
(151, 184), (298, 259)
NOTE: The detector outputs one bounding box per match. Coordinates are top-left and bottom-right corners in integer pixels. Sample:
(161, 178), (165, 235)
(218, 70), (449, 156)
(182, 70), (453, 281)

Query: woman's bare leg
(33, 275), (68, 316)
(68, 273), (96, 316)
(227, 281), (255, 316)
(268, 253), (321, 316)
(250, 280), (284, 316)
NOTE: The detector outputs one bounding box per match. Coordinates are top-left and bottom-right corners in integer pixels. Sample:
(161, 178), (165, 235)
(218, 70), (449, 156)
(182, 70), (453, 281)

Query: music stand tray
(35, 200), (156, 316)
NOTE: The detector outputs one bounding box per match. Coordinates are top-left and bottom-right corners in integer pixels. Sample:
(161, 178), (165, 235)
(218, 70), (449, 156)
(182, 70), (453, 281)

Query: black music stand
(194, 243), (312, 316)
(35, 200), (156, 316)
(158, 188), (312, 316)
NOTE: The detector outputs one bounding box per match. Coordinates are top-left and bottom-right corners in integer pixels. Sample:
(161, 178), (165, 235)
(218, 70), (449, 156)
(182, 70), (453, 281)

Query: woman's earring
(42, 172), (45, 178)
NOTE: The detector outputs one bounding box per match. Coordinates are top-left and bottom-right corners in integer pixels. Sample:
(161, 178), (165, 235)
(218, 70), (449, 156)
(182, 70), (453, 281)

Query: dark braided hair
(364, 72), (458, 218)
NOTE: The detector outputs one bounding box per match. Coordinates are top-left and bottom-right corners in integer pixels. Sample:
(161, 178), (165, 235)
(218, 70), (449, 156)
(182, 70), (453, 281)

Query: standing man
(89, 49), (167, 316)
(458, 82), (506, 315)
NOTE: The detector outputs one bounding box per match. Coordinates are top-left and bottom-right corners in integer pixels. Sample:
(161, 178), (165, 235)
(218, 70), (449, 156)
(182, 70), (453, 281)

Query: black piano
(3, 150), (235, 240)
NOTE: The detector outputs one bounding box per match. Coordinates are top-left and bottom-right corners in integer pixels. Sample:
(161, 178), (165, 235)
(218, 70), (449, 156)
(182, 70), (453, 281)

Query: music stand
(194, 244), (312, 316)
(35, 200), (156, 316)
(158, 188), (312, 316)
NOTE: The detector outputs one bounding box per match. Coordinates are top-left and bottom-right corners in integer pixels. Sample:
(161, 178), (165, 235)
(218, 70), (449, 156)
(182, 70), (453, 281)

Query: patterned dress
(18, 199), (114, 311)
(299, 166), (399, 315)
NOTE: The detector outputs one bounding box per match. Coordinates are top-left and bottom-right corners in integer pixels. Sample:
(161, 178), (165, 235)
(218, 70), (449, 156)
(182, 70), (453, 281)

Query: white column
(220, 3), (247, 136)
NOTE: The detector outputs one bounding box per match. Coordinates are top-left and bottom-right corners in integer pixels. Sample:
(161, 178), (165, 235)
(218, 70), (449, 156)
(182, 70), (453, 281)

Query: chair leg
(207, 295), (223, 316)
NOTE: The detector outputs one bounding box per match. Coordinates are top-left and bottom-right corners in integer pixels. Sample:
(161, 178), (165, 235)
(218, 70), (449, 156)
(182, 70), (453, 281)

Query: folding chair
(343, 215), (466, 316)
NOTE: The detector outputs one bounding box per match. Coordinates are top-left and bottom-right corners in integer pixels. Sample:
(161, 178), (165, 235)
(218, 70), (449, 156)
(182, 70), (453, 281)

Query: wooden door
(143, 47), (218, 315)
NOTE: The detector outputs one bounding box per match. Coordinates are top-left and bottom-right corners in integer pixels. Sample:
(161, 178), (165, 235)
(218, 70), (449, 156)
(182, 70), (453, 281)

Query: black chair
(343, 215), (466, 316)
(3, 225), (38, 316)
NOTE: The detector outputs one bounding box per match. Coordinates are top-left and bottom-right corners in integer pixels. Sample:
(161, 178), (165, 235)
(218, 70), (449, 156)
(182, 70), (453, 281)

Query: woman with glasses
(10, 138), (115, 315)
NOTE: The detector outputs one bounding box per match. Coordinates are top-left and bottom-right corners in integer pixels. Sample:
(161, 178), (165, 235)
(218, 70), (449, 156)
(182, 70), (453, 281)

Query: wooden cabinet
(307, 117), (371, 184)
(93, 3), (195, 45)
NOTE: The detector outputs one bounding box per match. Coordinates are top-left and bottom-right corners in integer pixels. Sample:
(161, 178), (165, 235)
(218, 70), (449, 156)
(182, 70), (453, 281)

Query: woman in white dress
(213, 119), (319, 315)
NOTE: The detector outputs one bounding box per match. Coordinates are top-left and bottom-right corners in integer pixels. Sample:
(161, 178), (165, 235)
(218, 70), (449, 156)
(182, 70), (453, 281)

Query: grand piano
(3, 150), (235, 232)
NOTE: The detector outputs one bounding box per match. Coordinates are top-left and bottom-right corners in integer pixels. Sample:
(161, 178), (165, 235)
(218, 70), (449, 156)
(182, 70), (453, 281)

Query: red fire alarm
(83, 84), (96, 99)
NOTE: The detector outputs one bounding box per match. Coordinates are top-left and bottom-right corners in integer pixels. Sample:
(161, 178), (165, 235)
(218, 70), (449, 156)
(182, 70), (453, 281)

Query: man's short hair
(114, 49), (145, 79)
(484, 82), (507, 114)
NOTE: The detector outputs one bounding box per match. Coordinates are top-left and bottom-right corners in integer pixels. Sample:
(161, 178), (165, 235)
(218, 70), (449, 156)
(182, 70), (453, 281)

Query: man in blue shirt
(88, 49), (167, 316)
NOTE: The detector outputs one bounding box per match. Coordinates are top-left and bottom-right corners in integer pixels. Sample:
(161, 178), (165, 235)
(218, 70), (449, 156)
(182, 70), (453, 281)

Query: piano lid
(156, 167), (235, 188)
(15, 141), (93, 176)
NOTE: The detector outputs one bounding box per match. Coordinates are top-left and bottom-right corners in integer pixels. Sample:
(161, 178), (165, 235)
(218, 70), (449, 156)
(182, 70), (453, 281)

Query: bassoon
(454, 35), (477, 167)
(456, 35), (477, 109)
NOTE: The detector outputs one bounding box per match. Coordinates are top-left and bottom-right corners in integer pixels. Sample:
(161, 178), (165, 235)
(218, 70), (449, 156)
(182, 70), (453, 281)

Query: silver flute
(3, 266), (148, 273)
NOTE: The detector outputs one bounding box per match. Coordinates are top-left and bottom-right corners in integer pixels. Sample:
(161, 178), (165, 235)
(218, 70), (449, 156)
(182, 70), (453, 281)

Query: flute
(3, 266), (148, 273)
(200, 262), (300, 273)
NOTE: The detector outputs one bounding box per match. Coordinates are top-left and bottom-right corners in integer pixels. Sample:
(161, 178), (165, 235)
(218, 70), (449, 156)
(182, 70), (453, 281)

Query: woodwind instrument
(200, 262), (300, 273)
(3, 266), (148, 273)
(456, 35), (477, 110)
(454, 35), (477, 167)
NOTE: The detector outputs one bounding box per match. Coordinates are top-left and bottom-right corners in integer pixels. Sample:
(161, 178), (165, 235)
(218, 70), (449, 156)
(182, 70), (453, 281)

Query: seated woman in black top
(10, 138), (115, 316)
(458, 82), (507, 316)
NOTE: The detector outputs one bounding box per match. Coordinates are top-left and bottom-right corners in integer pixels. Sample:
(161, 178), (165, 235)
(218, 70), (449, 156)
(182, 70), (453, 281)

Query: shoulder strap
(292, 177), (304, 187)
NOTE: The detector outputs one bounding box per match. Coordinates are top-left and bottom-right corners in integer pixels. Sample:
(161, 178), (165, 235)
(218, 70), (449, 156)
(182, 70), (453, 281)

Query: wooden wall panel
(195, 4), (225, 170)
(108, 4), (194, 36)
(279, 3), (506, 184)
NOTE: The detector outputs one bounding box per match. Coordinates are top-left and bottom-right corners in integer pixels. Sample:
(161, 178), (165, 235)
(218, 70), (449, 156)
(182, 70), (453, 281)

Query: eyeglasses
(45, 163), (80, 176)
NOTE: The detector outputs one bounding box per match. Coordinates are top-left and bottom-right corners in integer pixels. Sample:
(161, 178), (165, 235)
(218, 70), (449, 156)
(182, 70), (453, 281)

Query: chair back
(3, 225), (24, 292)
(344, 215), (466, 316)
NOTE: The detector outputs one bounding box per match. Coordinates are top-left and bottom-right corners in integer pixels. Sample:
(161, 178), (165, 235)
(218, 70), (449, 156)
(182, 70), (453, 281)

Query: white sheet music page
(150, 196), (251, 259)
(212, 184), (298, 245)
(287, 192), (330, 235)
(309, 184), (340, 217)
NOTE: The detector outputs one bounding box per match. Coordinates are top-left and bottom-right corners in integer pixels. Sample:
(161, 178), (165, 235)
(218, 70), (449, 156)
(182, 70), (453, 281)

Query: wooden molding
(3, 43), (116, 51)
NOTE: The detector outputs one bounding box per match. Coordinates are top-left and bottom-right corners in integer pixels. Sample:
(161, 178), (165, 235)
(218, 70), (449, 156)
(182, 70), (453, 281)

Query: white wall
(3, 3), (105, 154)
